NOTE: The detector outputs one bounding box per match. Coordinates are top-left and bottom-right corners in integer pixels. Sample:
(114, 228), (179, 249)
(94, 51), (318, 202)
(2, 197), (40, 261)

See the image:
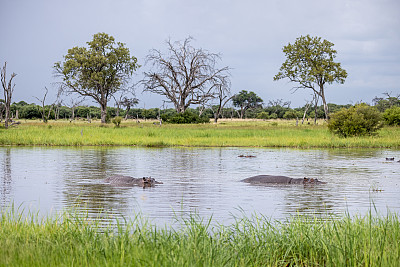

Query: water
(1, 147), (399, 226)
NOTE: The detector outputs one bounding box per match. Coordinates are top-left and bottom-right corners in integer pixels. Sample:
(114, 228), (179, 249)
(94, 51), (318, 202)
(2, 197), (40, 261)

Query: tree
(209, 80), (233, 123)
(120, 96), (139, 120)
(142, 37), (229, 113)
(274, 35), (347, 119)
(1, 62), (17, 129)
(54, 33), (139, 123)
(34, 87), (57, 123)
(232, 90), (263, 119)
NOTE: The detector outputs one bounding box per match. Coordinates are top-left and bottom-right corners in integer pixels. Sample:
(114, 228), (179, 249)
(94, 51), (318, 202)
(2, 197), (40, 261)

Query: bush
(328, 104), (383, 137)
(162, 110), (210, 124)
(256, 112), (269, 120)
(283, 110), (300, 119)
(112, 116), (122, 127)
(383, 106), (400, 126)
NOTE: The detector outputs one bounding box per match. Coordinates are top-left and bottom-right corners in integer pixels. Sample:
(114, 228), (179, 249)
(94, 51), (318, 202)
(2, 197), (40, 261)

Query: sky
(1, 0), (399, 109)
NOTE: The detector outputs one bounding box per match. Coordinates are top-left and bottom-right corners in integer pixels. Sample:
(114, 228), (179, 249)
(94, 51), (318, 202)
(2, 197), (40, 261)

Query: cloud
(1, 0), (399, 107)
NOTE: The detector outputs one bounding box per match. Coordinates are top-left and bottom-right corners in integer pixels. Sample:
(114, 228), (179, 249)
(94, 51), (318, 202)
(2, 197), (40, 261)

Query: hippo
(104, 175), (163, 187)
(386, 157), (395, 161)
(242, 175), (326, 185)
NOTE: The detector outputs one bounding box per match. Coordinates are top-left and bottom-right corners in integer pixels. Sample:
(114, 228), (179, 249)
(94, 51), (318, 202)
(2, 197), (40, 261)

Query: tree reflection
(0, 148), (12, 206)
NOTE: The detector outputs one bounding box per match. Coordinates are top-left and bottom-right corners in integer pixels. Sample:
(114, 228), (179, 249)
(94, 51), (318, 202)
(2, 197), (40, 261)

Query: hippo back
(242, 175), (293, 184)
(104, 175), (138, 186)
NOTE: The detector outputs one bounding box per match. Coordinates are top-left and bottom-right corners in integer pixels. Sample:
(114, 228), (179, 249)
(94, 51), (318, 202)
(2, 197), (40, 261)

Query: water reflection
(1, 148), (12, 205)
(0, 147), (399, 226)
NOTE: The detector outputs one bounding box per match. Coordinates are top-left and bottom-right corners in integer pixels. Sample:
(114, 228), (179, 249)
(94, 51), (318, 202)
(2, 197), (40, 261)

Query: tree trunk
(124, 106), (131, 120)
(101, 103), (107, 123)
(319, 84), (329, 120)
(302, 103), (310, 124)
(321, 95), (329, 120)
(4, 105), (10, 128)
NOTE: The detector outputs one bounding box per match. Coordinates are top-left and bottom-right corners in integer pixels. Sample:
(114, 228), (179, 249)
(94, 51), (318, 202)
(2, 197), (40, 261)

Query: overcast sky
(1, 0), (399, 109)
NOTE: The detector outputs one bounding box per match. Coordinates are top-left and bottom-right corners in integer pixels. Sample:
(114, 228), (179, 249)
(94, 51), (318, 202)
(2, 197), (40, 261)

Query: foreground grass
(0, 119), (399, 148)
(1, 208), (399, 266)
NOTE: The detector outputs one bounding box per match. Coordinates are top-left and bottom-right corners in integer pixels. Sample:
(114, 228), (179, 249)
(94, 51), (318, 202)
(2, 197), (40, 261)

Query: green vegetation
(1, 207), (399, 266)
(112, 116), (122, 127)
(1, 119), (399, 148)
(383, 106), (400, 126)
(274, 35), (348, 119)
(162, 110), (210, 124)
(328, 104), (384, 137)
(54, 32), (139, 123)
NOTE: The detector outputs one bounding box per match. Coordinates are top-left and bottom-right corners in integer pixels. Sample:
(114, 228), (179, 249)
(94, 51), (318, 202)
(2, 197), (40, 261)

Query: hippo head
(142, 177), (155, 186)
(303, 177), (326, 184)
(141, 177), (163, 187)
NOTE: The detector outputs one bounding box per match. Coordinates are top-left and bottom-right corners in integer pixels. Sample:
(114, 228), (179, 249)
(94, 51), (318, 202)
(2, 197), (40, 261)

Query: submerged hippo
(242, 175), (326, 185)
(104, 175), (163, 187)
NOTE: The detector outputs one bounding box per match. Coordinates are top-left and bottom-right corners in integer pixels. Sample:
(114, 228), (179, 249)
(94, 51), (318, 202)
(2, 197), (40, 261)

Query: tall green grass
(1, 206), (399, 266)
(0, 119), (399, 148)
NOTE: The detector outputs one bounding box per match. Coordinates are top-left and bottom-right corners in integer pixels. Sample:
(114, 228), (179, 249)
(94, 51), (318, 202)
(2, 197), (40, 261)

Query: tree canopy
(232, 90), (263, 119)
(274, 35), (347, 119)
(54, 32), (139, 123)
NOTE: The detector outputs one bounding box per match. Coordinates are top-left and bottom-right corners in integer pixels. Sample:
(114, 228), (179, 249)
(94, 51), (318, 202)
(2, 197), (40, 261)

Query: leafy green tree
(383, 106), (400, 126)
(232, 90), (263, 119)
(54, 33), (139, 123)
(274, 35), (347, 119)
(328, 104), (383, 137)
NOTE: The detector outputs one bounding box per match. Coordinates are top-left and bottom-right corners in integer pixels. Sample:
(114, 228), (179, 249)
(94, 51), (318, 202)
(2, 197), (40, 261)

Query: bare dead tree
(34, 87), (57, 123)
(112, 88), (138, 117)
(1, 62), (17, 129)
(267, 99), (291, 113)
(301, 100), (311, 124)
(142, 37), (230, 113)
(209, 80), (233, 123)
(62, 96), (85, 121)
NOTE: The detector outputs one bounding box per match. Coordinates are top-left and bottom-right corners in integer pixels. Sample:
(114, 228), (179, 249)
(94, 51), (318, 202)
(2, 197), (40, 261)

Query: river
(1, 147), (399, 226)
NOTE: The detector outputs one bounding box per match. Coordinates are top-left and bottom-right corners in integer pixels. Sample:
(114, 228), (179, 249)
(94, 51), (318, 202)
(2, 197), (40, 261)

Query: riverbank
(1, 119), (399, 148)
(1, 208), (399, 266)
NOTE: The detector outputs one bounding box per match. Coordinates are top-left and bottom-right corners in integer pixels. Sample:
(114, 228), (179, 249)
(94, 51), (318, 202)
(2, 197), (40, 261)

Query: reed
(1, 206), (399, 266)
(1, 119), (399, 148)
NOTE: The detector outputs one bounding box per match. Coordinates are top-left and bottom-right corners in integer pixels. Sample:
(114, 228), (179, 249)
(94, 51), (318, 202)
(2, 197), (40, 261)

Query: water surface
(1, 147), (399, 226)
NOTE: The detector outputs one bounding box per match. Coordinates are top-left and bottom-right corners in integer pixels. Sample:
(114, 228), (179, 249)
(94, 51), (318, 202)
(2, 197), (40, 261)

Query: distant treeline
(1, 96), (398, 121)
(0, 100), (357, 121)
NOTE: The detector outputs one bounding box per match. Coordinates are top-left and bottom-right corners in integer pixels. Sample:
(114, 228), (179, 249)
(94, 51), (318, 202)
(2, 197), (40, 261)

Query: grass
(0, 119), (399, 148)
(1, 206), (399, 266)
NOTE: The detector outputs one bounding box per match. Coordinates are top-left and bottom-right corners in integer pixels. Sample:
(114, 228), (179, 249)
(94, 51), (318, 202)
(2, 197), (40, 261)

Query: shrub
(283, 110), (300, 119)
(383, 106), (400, 126)
(112, 116), (122, 127)
(256, 112), (269, 120)
(162, 110), (210, 124)
(269, 113), (278, 119)
(328, 104), (383, 137)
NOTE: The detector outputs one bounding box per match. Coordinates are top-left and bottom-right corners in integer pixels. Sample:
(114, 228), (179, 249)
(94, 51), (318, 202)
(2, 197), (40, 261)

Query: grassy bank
(1, 208), (399, 266)
(1, 119), (400, 148)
